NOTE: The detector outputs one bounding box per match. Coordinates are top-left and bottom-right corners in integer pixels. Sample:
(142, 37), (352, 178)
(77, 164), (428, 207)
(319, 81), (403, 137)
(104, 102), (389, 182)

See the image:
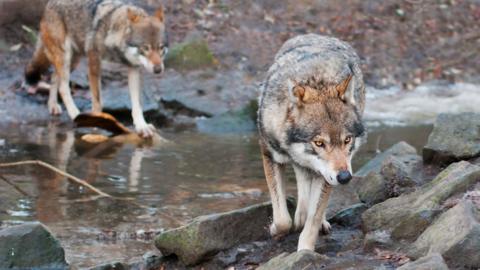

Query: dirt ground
(1, 0), (480, 88)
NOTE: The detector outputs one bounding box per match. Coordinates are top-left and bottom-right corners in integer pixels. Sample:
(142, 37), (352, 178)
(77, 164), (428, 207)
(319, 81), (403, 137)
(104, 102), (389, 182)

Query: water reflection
(0, 123), (432, 268)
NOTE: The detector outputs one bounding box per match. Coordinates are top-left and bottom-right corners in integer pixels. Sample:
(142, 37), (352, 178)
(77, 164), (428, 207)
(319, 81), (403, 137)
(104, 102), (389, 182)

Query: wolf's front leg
(261, 143), (292, 238)
(297, 179), (332, 251)
(293, 165), (311, 231)
(88, 51), (102, 113)
(48, 74), (62, 115)
(128, 67), (156, 138)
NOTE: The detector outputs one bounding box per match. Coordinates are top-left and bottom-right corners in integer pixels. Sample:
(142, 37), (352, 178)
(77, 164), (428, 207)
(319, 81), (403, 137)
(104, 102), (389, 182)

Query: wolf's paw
(135, 122), (156, 138)
(321, 219), (331, 235)
(270, 220), (292, 239)
(48, 103), (63, 115)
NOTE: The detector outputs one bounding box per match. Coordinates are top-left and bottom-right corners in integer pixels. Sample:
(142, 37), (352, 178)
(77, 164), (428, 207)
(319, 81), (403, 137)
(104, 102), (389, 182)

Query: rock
(155, 68), (259, 117)
(397, 253), (448, 270)
(355, 141), (417, 178)
(164, 38), (217, 71)
(89, 262), (128, 270)
(408, 200), (480, 269)
(0, 222), (67, 269)
(102, 82), (159, 114)
(423, 113), (480, 165)
(154, 200), (294, 265)
(357, 172), (388, 205)
(362, 161), (480, 240)
(257, 250), (330, 270)
(329, 203), (368, 227)
(196, 100), (257, 133)
(356, 142), (421, 205)
(363, 230), (393, 251)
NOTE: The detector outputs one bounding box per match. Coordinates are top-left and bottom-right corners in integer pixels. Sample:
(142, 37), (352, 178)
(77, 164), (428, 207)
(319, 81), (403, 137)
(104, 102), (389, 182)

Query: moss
(164, 39), (218, 71)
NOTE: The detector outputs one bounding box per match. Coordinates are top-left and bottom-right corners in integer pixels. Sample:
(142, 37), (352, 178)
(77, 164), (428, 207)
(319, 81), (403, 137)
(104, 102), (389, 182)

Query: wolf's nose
(337, 170), (352, 185)
(153, 65), (164, 74)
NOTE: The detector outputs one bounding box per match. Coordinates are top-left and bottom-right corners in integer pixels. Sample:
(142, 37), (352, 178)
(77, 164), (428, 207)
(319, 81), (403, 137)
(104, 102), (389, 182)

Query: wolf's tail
(25, 39), (50, 85)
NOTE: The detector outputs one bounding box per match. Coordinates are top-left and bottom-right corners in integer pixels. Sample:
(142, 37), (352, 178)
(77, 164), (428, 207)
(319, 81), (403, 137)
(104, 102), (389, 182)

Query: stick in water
(0, 174), (32, 197)
(0, 160), (111, 197)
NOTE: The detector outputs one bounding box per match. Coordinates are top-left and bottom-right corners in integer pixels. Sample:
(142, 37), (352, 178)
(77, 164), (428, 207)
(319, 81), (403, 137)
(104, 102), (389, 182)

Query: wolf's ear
(127, 8), (142, 23)
(336, 74), (355, 104)
(292, 85), (306, 103)
(154, 6), (165, 22)
(292, 85), (318, 104)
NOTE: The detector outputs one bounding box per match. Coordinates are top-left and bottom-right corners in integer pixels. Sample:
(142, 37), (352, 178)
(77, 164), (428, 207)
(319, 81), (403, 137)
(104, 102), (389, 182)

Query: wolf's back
(261, 34), (365, 113)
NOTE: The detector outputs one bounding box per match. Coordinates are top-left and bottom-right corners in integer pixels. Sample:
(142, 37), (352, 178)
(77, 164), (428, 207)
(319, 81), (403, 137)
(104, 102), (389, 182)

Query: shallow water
(0, 122), (431, 268)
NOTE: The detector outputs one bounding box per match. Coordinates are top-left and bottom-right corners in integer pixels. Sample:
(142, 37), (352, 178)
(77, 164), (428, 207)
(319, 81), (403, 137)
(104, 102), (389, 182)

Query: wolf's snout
(153, 65), (164, 74)
(336, 170), (352, 185)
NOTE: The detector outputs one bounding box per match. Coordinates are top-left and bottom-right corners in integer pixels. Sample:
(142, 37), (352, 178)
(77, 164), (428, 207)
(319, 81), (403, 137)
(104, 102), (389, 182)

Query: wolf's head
(123, 7), (168, 74)
(285, 75), (365, 186)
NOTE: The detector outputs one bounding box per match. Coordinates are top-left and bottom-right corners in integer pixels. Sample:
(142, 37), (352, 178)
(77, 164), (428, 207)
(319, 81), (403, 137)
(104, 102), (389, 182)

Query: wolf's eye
(344, 136), (352, 144)
(313, 140), (325, 148)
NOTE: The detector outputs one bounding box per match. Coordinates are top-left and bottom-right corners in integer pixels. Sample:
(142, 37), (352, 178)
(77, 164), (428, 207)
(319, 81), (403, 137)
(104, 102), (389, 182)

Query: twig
(0, 160), (111, 197)
(0, 160), (184, 226)
(0, 174), (32, 197)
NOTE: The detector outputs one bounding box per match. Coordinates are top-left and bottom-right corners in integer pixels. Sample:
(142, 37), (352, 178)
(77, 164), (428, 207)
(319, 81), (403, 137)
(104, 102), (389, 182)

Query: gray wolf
(25, 0), (168, 137)
(257, 34), (366, 251)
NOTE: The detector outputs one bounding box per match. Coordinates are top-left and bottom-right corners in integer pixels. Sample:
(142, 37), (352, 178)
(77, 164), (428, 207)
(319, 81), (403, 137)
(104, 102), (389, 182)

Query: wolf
(257, 34), (366, 251)
(24, 0), (168, 137)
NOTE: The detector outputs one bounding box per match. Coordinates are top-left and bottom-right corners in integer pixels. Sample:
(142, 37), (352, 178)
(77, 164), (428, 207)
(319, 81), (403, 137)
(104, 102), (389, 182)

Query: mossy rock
(165, 39), (218, 71)
(155, 199), (295, 265)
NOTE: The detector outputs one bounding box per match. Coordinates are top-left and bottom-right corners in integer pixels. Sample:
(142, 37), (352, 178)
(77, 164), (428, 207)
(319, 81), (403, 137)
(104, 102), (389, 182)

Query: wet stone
(408, 200), (480, 269)
(329, 203), (368, 228)
(362, 161), (480, 240)
(397, 253), (448, 270)
(355, 141), (417, 178)
(154, 200), (295, 265)
(0, 222), (67, 269)
(88, 262), (128, 270)
(356, 142), (421, 205)
(363, 230), (393, 251)
(257, 250), (330, 270)
(423, 113), (480, 165)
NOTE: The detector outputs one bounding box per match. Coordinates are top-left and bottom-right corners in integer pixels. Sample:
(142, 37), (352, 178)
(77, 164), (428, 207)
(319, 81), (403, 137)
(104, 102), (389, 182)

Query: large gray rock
(329, 203), (368, 227)
(408, 200), (480, 269)
(0, 222), (67, 269)
(355, 141), (417, 178)
(257, 250), (330, 270)
(356, 142), (421, 205)
(362, 161), (480, 240)
(423, 113), (480, 165)
(397, 253), (448, 270)
(154, 200), (294, 265)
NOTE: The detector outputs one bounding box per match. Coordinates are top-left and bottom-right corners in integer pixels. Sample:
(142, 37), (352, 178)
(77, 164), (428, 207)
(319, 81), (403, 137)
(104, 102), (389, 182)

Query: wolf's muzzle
(337, 170), (352, 185)
(153, 65), (164, 74)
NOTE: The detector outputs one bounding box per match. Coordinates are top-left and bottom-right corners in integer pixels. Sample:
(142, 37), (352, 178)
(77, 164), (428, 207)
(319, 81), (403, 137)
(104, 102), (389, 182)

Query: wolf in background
(257, 34), (366, 250)
(25, 0), (168, 137)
